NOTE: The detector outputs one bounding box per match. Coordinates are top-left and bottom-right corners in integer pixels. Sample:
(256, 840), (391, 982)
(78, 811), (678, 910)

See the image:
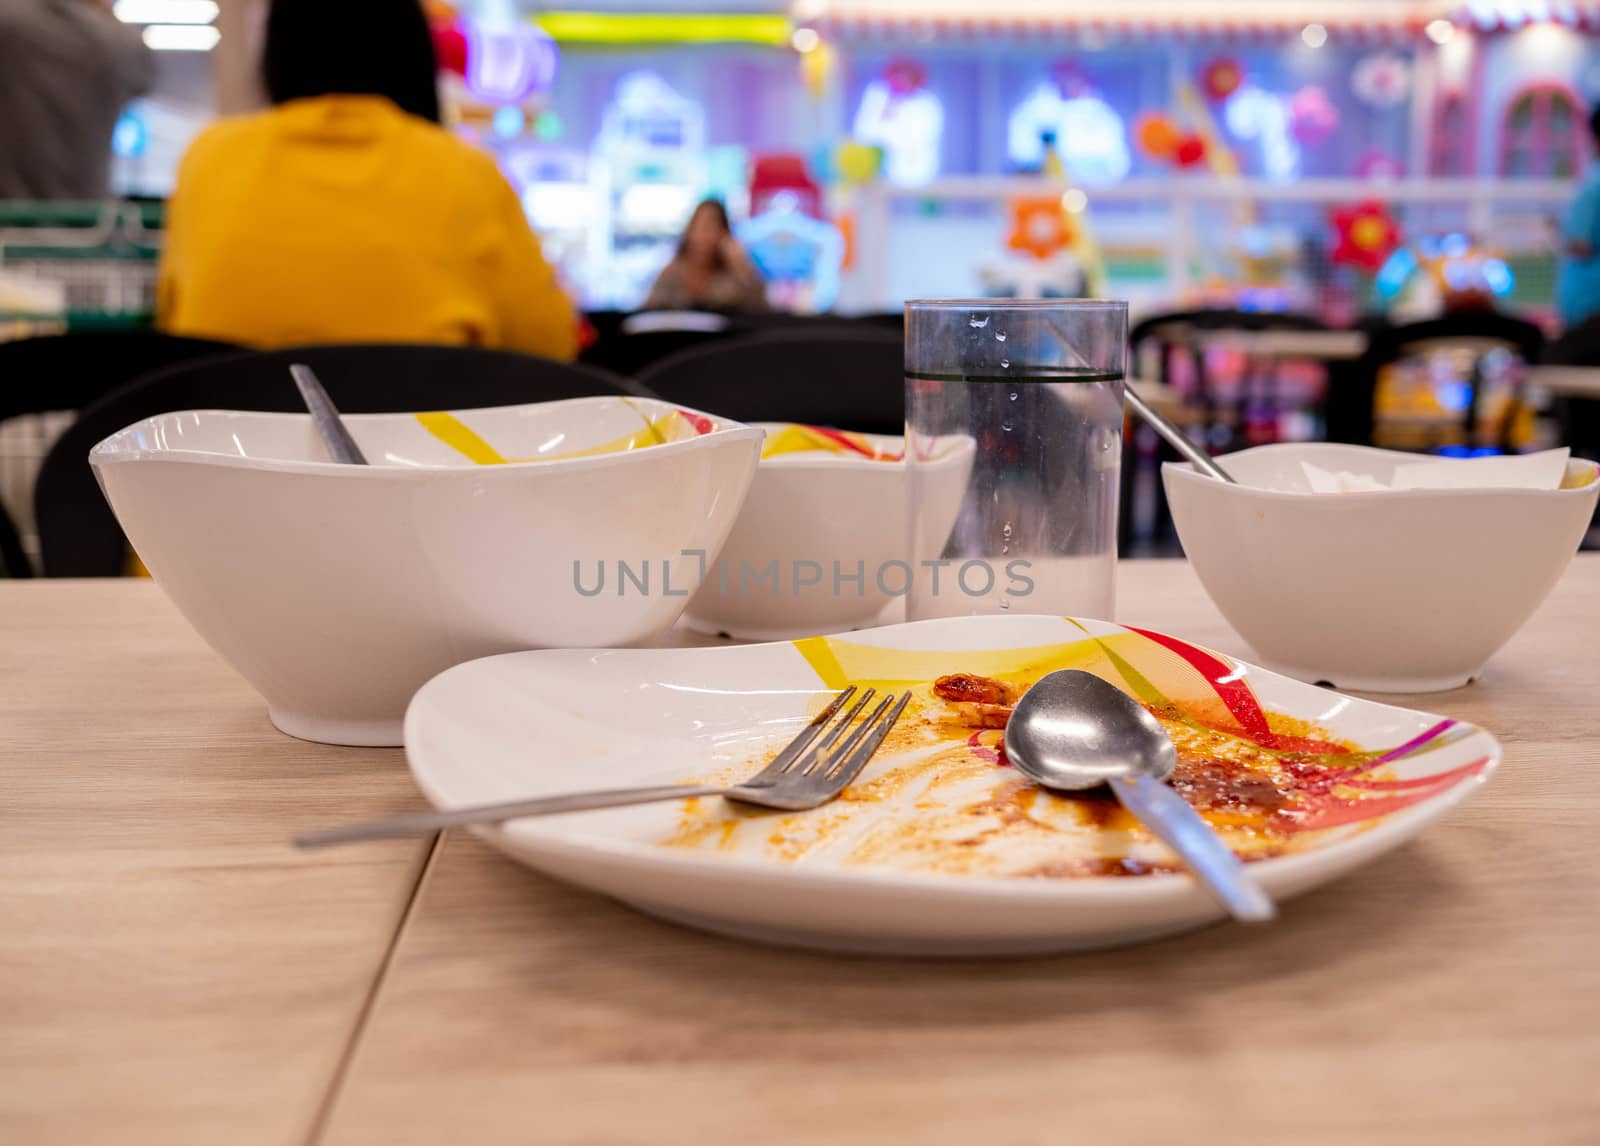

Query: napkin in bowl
(1301, 448), (1571, 494)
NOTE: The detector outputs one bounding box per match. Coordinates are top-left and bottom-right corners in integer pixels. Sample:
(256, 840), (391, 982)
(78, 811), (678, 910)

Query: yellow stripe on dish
(760, 424), (892, 460)
(414, 411), (509, 465)
(414, 409), (700, 465)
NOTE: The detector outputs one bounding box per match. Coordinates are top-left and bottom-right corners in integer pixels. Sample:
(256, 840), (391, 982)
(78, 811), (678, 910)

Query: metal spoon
(1003, 669), (1275, 922)
(1123, 384), (1236, 484)
(289, 363), (368, 465)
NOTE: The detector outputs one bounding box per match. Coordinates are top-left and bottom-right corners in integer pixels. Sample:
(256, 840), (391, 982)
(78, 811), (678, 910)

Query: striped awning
(796, 0), (1600, 40)
(1454, 1), (1600, 29)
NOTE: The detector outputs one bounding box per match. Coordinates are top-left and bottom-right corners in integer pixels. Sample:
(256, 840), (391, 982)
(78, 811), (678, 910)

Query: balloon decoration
(1007, 196), (1076, 261)
(431, 18), (468, 77)
(1174, 134), (1208, 168)
(1201, 57), (1244, 102)
(1330, 200), (1402, 272)
(1290, 86), (1339, 147)
(834, 140), (884, 186)
(801, 40), (835, 102)
(1352, 53), (1411, 110)
(1135, 112), (1181, 160)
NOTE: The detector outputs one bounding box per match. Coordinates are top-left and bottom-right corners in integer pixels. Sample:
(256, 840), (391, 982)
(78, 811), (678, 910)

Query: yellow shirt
(157, 95), (577, 359)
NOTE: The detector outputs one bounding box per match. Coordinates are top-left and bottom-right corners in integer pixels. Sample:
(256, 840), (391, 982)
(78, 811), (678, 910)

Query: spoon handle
(1123, 385), (1236, 484)
(290, 364), (368, 465)
(1110, 776), (1276, 922)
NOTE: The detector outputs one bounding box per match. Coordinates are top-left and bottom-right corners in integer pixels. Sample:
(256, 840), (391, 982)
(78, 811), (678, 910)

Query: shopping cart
(0, 201), (163, 573)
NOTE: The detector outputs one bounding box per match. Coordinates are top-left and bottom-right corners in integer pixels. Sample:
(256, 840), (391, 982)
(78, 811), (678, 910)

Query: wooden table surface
(5, 562), (1598, 1145)
(1172, 327), (1370, 361)
(1528, 363), (1600, 400)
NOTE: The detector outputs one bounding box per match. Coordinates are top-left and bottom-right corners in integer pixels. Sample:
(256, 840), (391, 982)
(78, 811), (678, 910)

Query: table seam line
(302, 829), (444, 1146)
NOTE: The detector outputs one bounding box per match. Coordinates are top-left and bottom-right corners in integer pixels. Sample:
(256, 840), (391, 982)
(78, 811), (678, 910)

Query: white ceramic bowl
(683, 426), (972, 639)
(1164, 443), (1600, 692)
(92, 397), (763, 745)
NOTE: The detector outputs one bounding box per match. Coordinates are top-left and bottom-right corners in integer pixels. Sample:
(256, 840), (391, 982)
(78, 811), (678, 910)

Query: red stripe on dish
(1123, 625), (1278, 748)
(675, 409), (717, 436)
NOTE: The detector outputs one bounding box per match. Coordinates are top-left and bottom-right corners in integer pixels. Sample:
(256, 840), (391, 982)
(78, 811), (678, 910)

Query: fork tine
(744, 686), (856, 784)
(812, 688), (876, 755)
(812, 691), (896, 774)
(820, 691), (911, 788)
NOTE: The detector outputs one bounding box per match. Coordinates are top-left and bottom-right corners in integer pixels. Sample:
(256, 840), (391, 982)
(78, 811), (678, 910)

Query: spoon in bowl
(1003, 669), (1275, 922)
(289, 363), (368, 465)
(1123, 384), (1236, 484)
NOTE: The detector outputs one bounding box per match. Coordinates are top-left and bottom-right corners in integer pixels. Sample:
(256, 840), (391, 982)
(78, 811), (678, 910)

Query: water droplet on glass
(1000, 358), (1010, 369)
(995, 330), (1007, 342)
(998, 596), (1011, 611)
(1001, 419), (1014, 432)
(969, 314), (989, 328)
(1002, 522), (1013, 540)
(1008, 390), (1019, 401)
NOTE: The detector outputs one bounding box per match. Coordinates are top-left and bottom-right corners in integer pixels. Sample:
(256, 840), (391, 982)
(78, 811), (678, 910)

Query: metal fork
(294, 686), (910, 848)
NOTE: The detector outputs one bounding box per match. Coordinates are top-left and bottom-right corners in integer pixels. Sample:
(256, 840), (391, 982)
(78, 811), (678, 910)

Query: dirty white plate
(404, 615), (1499, 956)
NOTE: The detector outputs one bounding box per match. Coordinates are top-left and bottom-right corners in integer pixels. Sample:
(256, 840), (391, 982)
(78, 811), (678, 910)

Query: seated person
(157, 0), (576, 359)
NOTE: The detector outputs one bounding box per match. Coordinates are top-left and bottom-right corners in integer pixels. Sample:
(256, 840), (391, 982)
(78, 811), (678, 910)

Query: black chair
(1328, 311), (1544, 450)
(634, 328), (904, 435)
(0, 331), (238, 576)
(34, 342), (643, 577)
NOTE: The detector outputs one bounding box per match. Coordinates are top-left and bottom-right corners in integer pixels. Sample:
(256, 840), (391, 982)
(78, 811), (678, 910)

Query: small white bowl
(683, 426), (973, 640)
(1163, 443), (1599, 692)
(92, 397), (763, 745)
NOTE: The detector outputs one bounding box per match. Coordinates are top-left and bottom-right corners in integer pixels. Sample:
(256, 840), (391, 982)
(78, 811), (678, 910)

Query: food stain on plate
(659, 624), (1490, 880)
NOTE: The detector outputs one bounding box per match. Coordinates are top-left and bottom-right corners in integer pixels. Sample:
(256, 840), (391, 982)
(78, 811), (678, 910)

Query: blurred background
(3, 0), (1600, 575)
(7, 0), (1599, 317)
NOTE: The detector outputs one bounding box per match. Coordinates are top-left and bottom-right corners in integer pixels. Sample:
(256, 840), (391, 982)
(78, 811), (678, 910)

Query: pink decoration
(885, 58), (927, 97)
(1356, 149), (1405, 179)
(1290, 86), (1339, 147)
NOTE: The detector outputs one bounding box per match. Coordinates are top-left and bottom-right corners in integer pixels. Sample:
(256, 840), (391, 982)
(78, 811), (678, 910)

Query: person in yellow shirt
(157, 0), (577, 360)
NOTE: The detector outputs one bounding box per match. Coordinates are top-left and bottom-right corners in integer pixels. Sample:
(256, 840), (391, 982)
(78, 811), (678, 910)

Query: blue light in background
(492, 106), (525, 140)
(112, 110), (147, 159)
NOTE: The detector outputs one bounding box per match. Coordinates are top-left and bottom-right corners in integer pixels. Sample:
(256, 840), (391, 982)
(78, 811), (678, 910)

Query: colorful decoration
(1008, 84), (1131, 185)
(800, 39), (835, 101)
(1330, 200), (1402, 272)
(749, 154), (822, 218)
(429, 9), (557, 103)
(532, 12), (790, 46)
(738, 194), (846, 312)
(431, 19), (468, 76)
(1290, 86), (1339, 147)
(465, 21), (558, 104)
(1225, 86), (1298, 181)
(1135, 112), (1180, 159)
(884, 57), (927, 96)
(1006, 195), (1076, 261)
(1352, 53), (1411, 109)
(1356, 148), (1405, 179)
(852, 60), (943, 187)
(1377, 234), (1515, 317)
(1201, 57), (1244, 102)
(834, 140), (884, 185)
(1174, 134), (1208, 168)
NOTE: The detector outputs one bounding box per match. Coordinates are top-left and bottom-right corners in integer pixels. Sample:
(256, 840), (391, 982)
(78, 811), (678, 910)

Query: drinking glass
(904, 300), (1125, 621)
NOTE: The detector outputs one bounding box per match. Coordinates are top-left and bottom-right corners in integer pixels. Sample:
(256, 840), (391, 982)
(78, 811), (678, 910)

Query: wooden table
(1528, 363), (1600, 401)
(1172, 327), (1370, 362)
(5, 563), (1599, 1145)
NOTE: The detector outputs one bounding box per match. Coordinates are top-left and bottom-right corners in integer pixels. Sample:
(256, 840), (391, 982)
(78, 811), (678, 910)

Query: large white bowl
(92, 397), (763, 745)
(1164, 443), (1599, 692)
(682, 427), (972, 639)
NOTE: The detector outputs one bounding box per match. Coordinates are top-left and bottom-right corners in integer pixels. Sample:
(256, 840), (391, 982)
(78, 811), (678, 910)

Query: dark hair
(263, 0), (441, 124)
(676, 198), (733, 269)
